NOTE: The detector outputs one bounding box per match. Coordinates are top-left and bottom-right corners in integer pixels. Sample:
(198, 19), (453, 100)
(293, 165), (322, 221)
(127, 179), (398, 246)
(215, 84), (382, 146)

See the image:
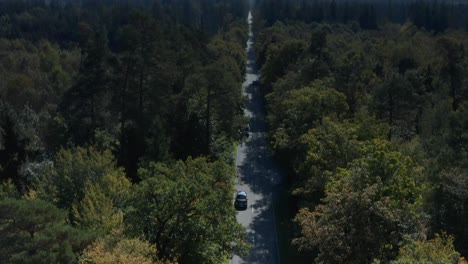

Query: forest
(0, 0), (250, 263)
(1, 0), (468, 263)
(253, 0), (468, 263)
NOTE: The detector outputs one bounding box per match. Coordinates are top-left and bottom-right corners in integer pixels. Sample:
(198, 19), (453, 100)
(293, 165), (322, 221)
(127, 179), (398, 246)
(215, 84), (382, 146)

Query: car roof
(237, 191), (247, 196)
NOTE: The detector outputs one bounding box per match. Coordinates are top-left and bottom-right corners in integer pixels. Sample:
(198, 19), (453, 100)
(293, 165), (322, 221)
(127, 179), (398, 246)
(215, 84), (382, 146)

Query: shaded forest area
(253, 0), (468, 263)
(257, 0), (468, 32)
(0, 0), (251, 263)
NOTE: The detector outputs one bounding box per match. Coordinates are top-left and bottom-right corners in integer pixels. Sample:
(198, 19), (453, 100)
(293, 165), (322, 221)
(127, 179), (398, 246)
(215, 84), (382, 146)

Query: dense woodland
(2, 0), (468, 263)
(253, 0), (468, 263)
(0, 0), (250, 263)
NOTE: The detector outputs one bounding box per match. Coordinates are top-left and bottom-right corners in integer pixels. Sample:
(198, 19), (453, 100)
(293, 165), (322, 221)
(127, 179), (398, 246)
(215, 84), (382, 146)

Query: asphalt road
(231, 11), (282, 264)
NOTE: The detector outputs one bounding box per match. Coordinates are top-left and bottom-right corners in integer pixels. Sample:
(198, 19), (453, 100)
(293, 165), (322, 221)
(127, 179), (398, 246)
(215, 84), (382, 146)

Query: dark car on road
(234, 191), (248, 210)
(244, 124), (250, 136)
(239, 124), (250, 139)
(243, 125), (250, 137)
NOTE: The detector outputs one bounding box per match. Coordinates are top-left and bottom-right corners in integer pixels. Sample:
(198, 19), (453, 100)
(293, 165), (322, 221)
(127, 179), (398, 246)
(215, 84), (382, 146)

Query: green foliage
(0, 198), (94, 264)
(292, 112), (389, 206)
(309, 25), (329, 55)
(180, 29), (246, 157)
(0, 2), (249, 263)
(432, 167), (468, 245)
(447, 101), (468, 165)
(0, 0), (249, 182)
(0, 38), (78, 189)
(1, 0), (468, 262)
(71, 173), (130, 233)
(61, 25), (112, 145)
(437, 37), (467, 111)
(293, 118), (363, 204)
(0, 102), (49, 189)
(256, 12), (468, 260)
(267, 79), (348, 158)
(0, 179), (20, 199)
(126, 157), (247, 263)
(294, 140), (426, 263)
(261, 39), (307, 89)
(210, 135), (236, 165)
(0, 39), (78, 111)
(33, 147), (129, 224)
(208, 36), (246, 73)
(391, 234), (461, 264)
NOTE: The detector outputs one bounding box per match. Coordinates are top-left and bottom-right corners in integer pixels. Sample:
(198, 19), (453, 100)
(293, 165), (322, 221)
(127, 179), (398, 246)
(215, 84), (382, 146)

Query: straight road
(231, 11), (283, 264)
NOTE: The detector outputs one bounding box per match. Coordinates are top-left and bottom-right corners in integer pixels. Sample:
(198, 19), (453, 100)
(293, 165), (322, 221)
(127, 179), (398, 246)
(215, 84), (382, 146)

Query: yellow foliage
(72, 174), (130, 232)
(80, 237), (159, 264)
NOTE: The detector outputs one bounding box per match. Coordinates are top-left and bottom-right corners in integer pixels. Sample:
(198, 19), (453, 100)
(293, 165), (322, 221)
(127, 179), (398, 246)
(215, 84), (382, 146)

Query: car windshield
(236, 194), (247, 200)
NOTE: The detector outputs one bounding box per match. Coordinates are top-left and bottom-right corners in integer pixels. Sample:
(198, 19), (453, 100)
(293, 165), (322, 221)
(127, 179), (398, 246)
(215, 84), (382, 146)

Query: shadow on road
(232, 10), (285, 264)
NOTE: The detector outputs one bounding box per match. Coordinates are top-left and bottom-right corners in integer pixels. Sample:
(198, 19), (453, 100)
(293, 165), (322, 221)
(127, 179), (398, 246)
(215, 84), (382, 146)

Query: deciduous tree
(126, 157), (247, 263)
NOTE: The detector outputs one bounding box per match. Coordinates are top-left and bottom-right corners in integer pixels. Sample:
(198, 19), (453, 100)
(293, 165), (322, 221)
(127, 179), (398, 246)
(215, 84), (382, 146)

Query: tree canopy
(254, 1), (468, 262)
(0, 0), (250, 263)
